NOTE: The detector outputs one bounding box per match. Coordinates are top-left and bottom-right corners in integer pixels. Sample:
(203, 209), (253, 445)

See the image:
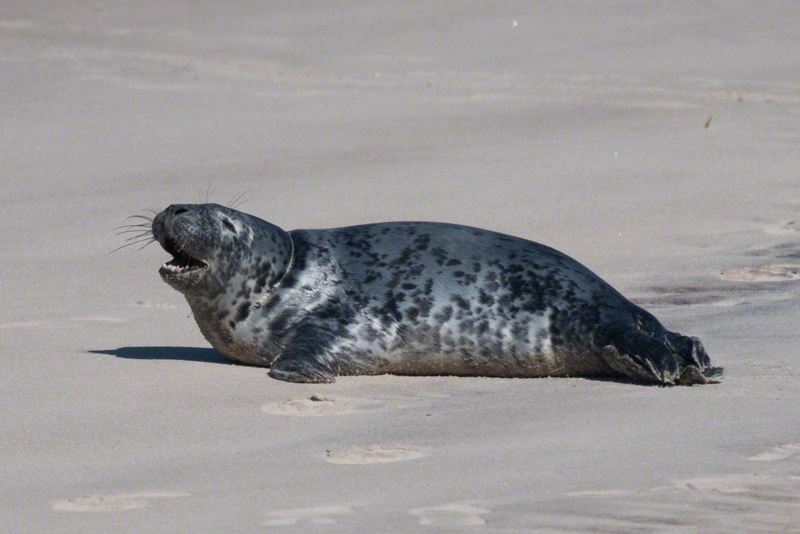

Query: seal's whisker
(228, 190), (251, 210)
(124, 234), (153, 244)
(114, 224), (152, 233)
(205, 184), (217, 204)
(114, 230), (151, 238)
(231, 195), (252, 210)
(175, 230), (193, 256)
(111, 209), (159, 254)
(137, 238), (157, 251)
(115, 222), (151, 228)
(117, 234), (152, 244)
(108, 236), (155, 254)
(124, 214), (155, 223)
(114, 225), (151, 235)
(125, 232), (153, 243)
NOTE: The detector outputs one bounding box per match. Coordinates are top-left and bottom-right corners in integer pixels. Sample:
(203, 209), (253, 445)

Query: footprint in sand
(261, 505), (353, 526)
(53, 491), (189, 512)
(409, 503), (490, 526)
(747, 443), (800, 462)
(325, 444), (428, 464)
(720, 264), (800, 282)
(261, 395), (380, 417)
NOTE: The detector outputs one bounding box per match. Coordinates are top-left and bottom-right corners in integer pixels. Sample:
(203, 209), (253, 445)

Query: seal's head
(150, 203), (293, 300)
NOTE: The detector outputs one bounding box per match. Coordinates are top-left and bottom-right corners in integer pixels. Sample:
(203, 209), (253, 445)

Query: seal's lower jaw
(157, 237), (209, 286)
(158, 258), (208, 281)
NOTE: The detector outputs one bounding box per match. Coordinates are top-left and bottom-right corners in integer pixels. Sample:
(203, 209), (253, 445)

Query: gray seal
(146, 203), (722, 385)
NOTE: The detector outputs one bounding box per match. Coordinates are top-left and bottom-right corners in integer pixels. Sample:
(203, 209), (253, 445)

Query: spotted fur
(150, 204), (722, 386)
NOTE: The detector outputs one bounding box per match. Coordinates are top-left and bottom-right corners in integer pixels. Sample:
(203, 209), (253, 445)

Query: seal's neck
(182, 222), (294, 363)
(251, 233), (294, 310)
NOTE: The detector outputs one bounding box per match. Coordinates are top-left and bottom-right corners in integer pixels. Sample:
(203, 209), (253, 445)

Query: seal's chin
(158, 236), (209, 281)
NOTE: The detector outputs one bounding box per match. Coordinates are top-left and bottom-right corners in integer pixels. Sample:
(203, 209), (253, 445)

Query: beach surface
(1, 1), (799, 532)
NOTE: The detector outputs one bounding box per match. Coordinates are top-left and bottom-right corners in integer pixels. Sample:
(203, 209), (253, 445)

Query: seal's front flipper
(269, 355), (336, 383)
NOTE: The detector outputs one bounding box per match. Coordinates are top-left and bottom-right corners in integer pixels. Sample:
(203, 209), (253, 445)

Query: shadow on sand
(89, 348), (691, 385)
(90, 346), (232, 365)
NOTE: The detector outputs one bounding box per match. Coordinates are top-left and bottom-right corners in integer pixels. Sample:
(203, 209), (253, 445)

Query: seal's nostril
(173, 207), (188, 216)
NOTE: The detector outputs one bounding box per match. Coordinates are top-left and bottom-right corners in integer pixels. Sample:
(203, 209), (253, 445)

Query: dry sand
(2, 1), (799, 532)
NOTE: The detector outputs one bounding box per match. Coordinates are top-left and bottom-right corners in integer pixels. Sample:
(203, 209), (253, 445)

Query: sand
(2, 1), (799, 532)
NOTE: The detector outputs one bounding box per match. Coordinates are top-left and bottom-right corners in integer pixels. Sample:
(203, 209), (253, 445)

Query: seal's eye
(222, 218), (236, 233)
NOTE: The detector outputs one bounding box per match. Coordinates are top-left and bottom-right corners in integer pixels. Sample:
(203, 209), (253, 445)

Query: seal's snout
(151, 204), (210, 288)
(152, 205), (193, 244)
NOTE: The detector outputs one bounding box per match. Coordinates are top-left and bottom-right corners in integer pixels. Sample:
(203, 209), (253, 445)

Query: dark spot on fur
(431, 247), (448, 266)
(478, 289), (495, 306)
(435, 305), (453, 323)
(235, 301), (251, 322)
(476, 320), (489, 336)
(254, 273), (269, 293)
(423, 278), (434, 295)
(451, 295), (470, 311)
(408, 264), (424, 277)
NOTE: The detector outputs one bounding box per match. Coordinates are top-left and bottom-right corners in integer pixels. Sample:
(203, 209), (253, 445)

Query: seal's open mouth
(158, 236), (208, 277)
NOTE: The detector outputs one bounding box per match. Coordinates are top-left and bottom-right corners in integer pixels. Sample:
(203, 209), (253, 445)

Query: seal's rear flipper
(665, 332), (722, 384)
(665, 333), (710, 368)
(702, 366), (724, 382)
(599, 326), (681, 384)
(703, 366), (724, 379)
(674, 365), (724, 385)
(600, 324), (721, 385)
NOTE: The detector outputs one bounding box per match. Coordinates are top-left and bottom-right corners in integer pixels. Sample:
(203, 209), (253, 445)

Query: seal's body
(149, 204), (721, 385)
